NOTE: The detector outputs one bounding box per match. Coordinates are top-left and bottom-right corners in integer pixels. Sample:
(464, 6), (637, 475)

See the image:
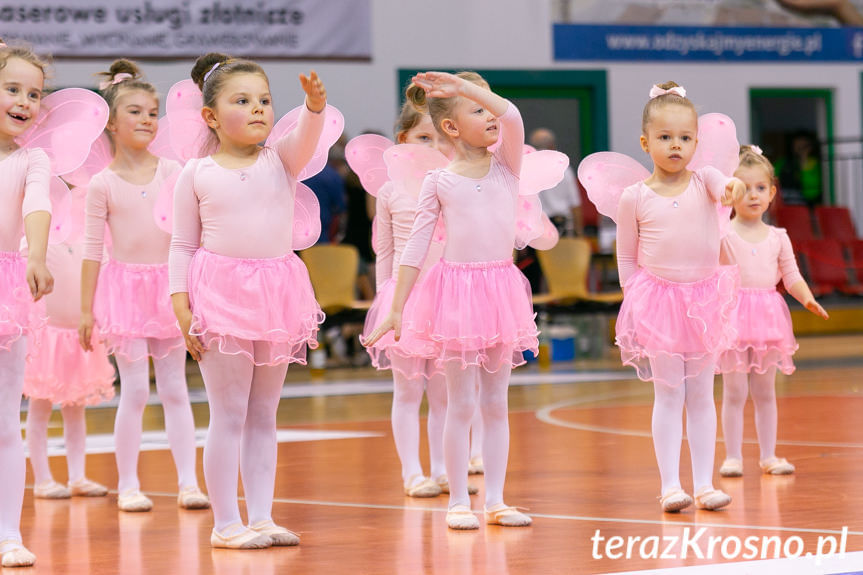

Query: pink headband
(649, 85), (687, 99)
(750, 145), (763, 155)
(99, 72), (133, 91)
(203, 62), (222, 84)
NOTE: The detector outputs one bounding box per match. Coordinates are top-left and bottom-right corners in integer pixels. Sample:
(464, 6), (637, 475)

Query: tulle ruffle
(362, 278), (397, 370)
(94, 260), (184, 361)
(717, 288), (797, 375)
(390, 259), (539, 375)
(615, 266), (739, 386)
(0, 253), (32, 351)
(23, 325), (115, 406)
(188, 249), (324, 366)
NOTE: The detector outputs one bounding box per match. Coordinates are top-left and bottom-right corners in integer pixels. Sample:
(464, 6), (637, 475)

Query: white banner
(0, 0), (371, 59)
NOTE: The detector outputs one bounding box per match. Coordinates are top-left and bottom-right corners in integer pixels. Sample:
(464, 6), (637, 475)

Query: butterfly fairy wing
(62, 133), (112, 188)
(688, 113), (739, 177)
(47, 177), (73, 244)
(16, 88), (109, 176)
(577, 152), (651, 224)
(345, 134), (393, 197)
(292, 181), (322, 250)
(165, 79), (214, 162)
(266, 104), (345, 181)
(384, 143), (449, 187)
(518, 150), (569, 196)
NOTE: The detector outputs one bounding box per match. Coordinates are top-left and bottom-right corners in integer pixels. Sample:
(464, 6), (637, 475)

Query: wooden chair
(533, 238), (623, 307)
(299, 245), (372, 318)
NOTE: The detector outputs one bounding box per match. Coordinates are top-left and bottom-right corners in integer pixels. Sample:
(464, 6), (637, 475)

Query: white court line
(133, 491), (863, 537)
(536, 393), (863, 449)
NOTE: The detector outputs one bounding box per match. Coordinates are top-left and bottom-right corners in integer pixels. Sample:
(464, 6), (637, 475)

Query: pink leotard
(616, 167), (731, 284)
(720, 226), (803, 290)
(0, 148), (52, 252)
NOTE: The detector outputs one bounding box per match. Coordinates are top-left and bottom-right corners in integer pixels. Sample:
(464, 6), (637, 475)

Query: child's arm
(616, 187), (639, 289)
(700, 166), (745, 206)
(168, 163), (206, 360)
(374, 185), (395, 291)
(273, 71), (327, 179)
(79, 178), (109, 350)
(778, 230), (829, 319)
(22, 150), (53, 301)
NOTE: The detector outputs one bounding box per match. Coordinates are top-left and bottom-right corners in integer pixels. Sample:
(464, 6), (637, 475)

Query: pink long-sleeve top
(616, 166), (731, 285)
(169, 105), (325, 294)
(82, 158), (181, 264)
(400, 102), (524, 268)
(720, 226), (804, 290)
(374, 180), (444, 289)
(0, 148), (52, 252)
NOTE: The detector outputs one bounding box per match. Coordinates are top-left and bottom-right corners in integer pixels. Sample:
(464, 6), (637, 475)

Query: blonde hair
(97, 59), (157, 120)
(642, 81), (696, 133)
(405, 71), (490, 138)
(0, 38), (50, 80)
(394, 98), (427, 143)
(738, 145), (775, 180)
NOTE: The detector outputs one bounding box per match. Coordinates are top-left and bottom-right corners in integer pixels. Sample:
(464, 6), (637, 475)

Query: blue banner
(554, 23), (863, 62)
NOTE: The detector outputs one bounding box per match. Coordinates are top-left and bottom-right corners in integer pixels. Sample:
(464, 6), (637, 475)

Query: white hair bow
(649, 85), (687, 99)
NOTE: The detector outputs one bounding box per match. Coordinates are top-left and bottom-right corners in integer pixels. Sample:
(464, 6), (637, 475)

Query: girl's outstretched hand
(805, 298), (829, 320)
(411, 72), (463, 98)
(363, 311), (402, 347)
(722, 178), (746, 206)
(300, 70), (327, 113)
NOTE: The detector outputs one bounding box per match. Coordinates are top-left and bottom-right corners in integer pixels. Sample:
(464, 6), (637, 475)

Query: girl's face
(733, 164), (775, 221)
(445, 96), (498, 148)
(0, 57), (43, 140)
(108, 89), (159, 151)
(401, 113), (453, 157)
(640, 104), (698, 175)
(206, 72), (274, 148)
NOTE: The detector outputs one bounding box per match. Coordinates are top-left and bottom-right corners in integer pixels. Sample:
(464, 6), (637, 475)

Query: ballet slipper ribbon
(750, 145), (764, 155)
(99, 73), (133, 91)
(649, 85), (687, 99)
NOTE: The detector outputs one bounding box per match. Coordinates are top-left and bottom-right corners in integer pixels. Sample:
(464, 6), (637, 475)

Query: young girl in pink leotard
(170, 53), (330, 549)
(366, 71), (538, 530)
(0, 41), (54, 568)
(79, 59), (208, 513)
(614, 82), (746, 513)
(717, 146), (828, 479)
(24, 185), (116, 502)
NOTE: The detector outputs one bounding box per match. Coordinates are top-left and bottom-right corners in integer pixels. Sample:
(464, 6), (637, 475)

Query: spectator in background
(528, 128), (584, 237)
(775, 131), (823, 206)
(305, 143), (347, 244)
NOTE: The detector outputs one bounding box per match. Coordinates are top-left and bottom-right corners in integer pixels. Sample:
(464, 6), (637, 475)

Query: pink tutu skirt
(94, 260), (183, 361)
(0, 252), (31, 351)
(362, 278), (397, 370)
(391, 259), (539, 374)
(717, 288), (797, 375)
(24, 324), (115, 406)
(188, 249), (324, 366)
(616, 266), (739, 386)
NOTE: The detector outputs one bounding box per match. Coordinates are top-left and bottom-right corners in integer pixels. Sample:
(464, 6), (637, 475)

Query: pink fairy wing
(148, 116), (180, 162)
(16, 88), (109, 175)
(384, 144), (449, 185)
(688, 113), (739, 177)
(292, 182), (321, 250)
(165, 80), (214, 162)
(577, 152), (650, 223)
(519, 150), (569, 196)
(47, 177), (72, 244)
(153, 171), (180, 234)
(266, 104), (345, 181)
(345, 134), (393, 197)
(62, 133), (112, 188)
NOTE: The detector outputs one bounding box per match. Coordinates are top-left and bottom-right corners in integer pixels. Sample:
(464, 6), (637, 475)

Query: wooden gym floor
(17, 334), (863, 574)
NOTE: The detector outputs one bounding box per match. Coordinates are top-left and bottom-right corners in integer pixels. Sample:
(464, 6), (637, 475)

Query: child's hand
(411, 72), (464, 99)
(722, 178), (746, 206)
(26, 259), (53, 302)
(299, 71), (326, 113)
(363, 311), (402, 346)
(176, 308), (206, 361)
(78, 312), (95, 352)
(805, 298), (829, 320)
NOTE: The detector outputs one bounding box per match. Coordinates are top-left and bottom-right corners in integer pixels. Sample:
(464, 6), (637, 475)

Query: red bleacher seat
(848, 239), (863, 286)
(775, 206), (816, 245)
(798, 238), (863, 296)
(815, 206), (858, 243)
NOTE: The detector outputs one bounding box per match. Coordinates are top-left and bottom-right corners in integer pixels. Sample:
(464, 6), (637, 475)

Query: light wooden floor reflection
(18, 335), (863, 574)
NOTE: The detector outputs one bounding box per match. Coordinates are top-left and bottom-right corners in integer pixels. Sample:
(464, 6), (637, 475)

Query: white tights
(198, 346), (287, 531)
(26, 400), (87, 484)
(443, 362), (511, 510)
(114, 341), (198, 492)
(649, 355), (719, 495)
(722, 368), (778, 462)
(0, 339), (27, 542)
